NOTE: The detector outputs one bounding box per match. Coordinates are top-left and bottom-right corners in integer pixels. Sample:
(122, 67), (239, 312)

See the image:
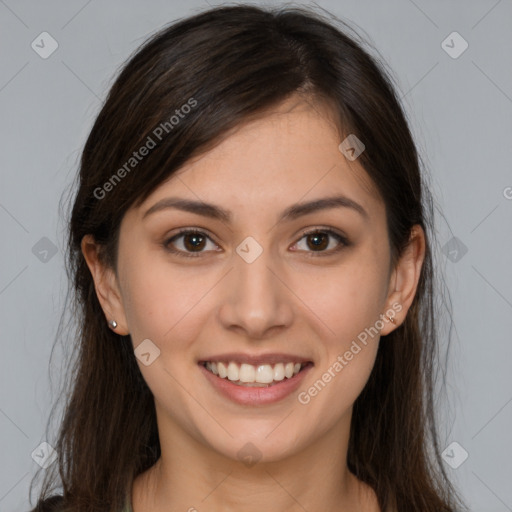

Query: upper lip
(198, 353), (313, 366)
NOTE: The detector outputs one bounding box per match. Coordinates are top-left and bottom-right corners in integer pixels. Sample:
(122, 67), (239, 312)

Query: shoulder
(29, 495), (65, 512)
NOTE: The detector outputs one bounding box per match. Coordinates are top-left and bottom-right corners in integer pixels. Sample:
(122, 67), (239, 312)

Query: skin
(82, 94), (425, 512)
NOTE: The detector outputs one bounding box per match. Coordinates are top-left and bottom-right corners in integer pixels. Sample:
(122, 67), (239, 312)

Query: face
(84, 95), (420, 465)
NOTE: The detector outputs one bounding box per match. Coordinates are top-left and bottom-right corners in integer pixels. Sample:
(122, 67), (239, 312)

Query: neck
(131, 412), (379, 512)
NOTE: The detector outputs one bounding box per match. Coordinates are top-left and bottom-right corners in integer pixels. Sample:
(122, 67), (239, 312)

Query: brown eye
(305, 232), (329, 251)
(182, 232), (206, 251)
(294, 228), (349, 255)
(164, 229), (218, 258)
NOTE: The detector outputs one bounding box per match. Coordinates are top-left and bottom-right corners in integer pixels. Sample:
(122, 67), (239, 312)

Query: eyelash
(162, 227), (350, 259)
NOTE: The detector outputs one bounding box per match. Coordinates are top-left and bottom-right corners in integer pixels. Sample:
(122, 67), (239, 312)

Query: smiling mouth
(201, 361), (313, 387)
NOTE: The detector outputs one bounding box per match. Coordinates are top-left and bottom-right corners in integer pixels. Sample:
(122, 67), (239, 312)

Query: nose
(217, 245), (294, 339)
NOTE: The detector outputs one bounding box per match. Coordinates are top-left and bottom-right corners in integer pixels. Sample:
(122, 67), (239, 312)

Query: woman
(29, 4), (468, 512)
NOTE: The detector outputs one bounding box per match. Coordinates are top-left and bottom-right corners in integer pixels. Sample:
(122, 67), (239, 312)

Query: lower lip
(199, 363), (313, 406)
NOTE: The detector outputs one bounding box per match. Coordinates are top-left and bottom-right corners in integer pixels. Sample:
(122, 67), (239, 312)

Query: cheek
(290, 252), (385, 402)
(121, 270), (168, 340)
(120, 252), (200, 339)
(120, 259), (211, 414)
(295, 274), (382, 427)
(291, 256), (386, 343)
(299, 344), (379, 433)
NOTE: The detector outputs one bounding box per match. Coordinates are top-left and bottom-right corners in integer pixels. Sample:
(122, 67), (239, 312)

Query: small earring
(108, 319), (118, 330)
(387, 315), (397, 325)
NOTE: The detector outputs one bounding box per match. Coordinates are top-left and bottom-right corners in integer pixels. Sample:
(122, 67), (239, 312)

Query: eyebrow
(142, 195), (369, 223)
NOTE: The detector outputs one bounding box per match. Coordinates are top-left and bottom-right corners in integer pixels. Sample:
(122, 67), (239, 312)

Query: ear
(380, 225), (426, 336)
(81, 234), (130, 335)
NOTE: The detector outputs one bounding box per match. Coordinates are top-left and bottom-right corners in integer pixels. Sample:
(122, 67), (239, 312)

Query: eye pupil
(184, 233), (206, 251)
(307, 233), (328, 251)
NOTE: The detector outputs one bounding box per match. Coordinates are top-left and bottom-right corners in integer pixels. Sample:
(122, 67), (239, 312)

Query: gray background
(1, 1), (511, 510)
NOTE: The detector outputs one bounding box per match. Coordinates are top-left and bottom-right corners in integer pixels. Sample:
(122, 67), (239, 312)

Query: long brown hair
(30, 4), (468, 511)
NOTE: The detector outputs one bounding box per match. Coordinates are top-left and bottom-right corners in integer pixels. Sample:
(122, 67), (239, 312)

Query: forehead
(134, 96), (384, 223)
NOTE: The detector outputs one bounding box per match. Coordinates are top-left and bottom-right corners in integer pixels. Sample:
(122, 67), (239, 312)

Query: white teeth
(227, 362), (239, 381)
(239, 363), (255, 382)
(217, 362), (227, 378)
(255, 364), (274, 384)
(273, 363), (285, 381)
(204, 360), (306, 384)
